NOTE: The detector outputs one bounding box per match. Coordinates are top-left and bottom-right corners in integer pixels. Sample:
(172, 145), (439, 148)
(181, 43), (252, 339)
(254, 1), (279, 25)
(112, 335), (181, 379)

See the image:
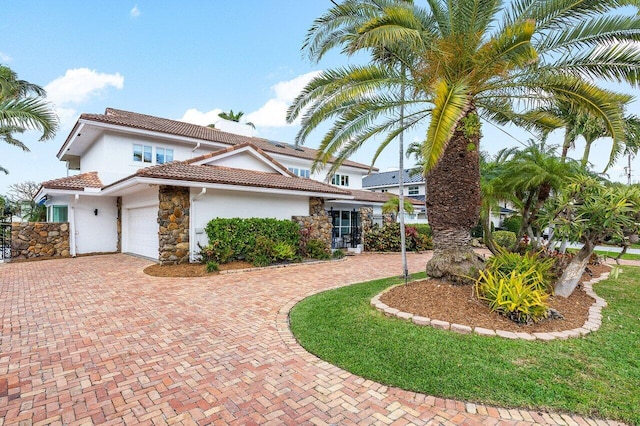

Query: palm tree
(496, 141), (581, 247)
(0, 65), (58, 174)
(381, 196), (415, 215)
(287, 0), (640, 283)
(217, 109), (255, 129)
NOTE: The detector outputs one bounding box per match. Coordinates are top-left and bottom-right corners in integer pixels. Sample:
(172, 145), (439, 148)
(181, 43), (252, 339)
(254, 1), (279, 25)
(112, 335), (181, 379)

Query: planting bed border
(371, 267), (610, 341)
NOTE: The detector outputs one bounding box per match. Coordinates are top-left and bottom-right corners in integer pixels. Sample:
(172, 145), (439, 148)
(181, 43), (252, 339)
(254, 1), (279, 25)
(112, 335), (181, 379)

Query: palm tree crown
(0, 65), (58, 174)
(287, 0), (640, 282)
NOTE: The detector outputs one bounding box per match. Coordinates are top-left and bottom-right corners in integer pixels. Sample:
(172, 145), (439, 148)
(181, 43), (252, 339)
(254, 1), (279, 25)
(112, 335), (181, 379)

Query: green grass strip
(290, 269), (640, 424)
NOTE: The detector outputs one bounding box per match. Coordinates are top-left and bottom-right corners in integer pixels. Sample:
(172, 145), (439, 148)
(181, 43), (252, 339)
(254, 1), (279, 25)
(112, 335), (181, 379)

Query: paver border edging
(275, 271), (624, 426)
(371, 267), (611, 340)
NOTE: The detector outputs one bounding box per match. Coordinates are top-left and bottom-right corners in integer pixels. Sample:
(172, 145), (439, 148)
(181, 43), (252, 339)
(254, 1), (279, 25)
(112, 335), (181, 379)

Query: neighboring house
(363, 168), (427, 224)
(362, 167), (516, 228)
(35, 108), (409, 262)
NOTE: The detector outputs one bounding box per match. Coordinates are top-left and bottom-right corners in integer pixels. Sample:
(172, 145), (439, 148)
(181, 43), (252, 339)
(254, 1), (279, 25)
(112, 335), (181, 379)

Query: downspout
(189, 188), (207, 262)
(192, 142), (201, 157)
(70, 194), (79, 257)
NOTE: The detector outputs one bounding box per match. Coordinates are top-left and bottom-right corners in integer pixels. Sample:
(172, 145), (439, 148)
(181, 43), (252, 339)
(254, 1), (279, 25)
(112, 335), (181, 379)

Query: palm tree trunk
(581, 139), (594, 168)
(425, 111), (484, 284)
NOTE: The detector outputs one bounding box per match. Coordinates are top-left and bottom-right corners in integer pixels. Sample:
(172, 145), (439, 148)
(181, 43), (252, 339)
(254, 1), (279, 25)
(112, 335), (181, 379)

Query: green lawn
(290, 268), (640, 424)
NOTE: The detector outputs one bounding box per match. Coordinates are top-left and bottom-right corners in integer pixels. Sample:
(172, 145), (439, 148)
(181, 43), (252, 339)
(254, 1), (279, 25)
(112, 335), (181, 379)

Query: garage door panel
(126, 206), (158, 259)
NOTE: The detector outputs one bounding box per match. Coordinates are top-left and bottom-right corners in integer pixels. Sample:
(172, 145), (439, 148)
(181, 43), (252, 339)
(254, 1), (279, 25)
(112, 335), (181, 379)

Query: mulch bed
(379, 264), (610, 333)
(143, 261), (255, 277)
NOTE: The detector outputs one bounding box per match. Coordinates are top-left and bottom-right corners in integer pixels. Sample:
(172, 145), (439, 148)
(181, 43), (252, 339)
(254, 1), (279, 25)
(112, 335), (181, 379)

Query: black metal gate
(1, 212), (11, 261)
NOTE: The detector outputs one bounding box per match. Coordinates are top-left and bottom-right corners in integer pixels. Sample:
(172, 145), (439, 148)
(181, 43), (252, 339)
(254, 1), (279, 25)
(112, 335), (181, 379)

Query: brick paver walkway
(0, 254), (625, 425)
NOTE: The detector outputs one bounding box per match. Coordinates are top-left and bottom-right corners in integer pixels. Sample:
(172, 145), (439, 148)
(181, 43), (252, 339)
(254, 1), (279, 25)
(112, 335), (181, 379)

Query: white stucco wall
(189, 188), (309, 260)
(210, 151), (278, 172)
(74, 196), (118, 254)
(45, 193), (118, 255)
(80, 133), (219, 185)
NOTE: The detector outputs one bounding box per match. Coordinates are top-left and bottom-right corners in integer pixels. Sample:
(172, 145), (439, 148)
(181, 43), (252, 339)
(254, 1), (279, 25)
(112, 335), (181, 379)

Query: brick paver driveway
(0, 254), (623, 425)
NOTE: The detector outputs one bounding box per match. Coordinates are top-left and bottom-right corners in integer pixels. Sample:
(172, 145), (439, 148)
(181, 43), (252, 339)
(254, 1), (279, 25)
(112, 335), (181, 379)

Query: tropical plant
(539, 175), (640, 296)
(475, 268), (550, 324)
(381, 196), (414, 215)
(0, 65), (58, 174)
(287, 0), (640, 284)
(485, 247), (555, 293)
(492, 230), (517, 251)
(495, 141), (581, 246)
(217, 109), (255, 129)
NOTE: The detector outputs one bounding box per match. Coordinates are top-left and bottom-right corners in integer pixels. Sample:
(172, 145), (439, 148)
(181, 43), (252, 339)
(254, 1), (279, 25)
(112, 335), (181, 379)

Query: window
(133, 144), (152, 163)
(331, 174), (350, 187)
(48, 205), (68, 223)
(288, 167), (311, 178)
(156, 148), (174, 164)
(408, 186), (419, 196)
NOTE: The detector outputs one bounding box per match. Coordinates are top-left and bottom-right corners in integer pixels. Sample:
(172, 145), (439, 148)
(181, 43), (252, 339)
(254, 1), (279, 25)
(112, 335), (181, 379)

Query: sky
(2, 1), (639, 196)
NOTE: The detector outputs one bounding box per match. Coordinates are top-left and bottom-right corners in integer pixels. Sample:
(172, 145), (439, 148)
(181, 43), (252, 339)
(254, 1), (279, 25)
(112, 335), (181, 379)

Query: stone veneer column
(359, 206), (373, 246)
(11, 222), (70, 260)
(158, 186), (190, 265)
(292, 197), (332, 251)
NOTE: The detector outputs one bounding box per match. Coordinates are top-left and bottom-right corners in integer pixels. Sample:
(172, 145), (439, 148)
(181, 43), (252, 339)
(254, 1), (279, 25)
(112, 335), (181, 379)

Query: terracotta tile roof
(75, 108), (374, 171)
(41, 172), (103, 191)
(348, 189), (423, 206)
(106, 161), (351, 196)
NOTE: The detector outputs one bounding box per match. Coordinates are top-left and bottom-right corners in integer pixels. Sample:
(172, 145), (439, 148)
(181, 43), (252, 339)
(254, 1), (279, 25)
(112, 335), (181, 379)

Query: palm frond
(0, 97), (58, 141)
(423, 79), (470, 171)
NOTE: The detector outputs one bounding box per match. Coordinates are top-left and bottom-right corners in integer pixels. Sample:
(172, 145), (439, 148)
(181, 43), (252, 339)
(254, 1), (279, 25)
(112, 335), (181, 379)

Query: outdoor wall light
(94, 209), (98, 216)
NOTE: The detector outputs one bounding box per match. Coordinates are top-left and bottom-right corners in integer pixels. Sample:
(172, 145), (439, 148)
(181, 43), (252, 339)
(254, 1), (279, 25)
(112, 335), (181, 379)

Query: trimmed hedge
(202, 218), (300, 264)
(364, 223), (433, 252)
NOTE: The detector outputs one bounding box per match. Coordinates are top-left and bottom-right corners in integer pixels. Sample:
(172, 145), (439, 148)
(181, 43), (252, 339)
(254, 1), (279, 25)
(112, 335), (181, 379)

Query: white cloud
(45, 68), (124, 106)
(130, 5), (141, 18)
(179, 108), (224, 126)
(44, 68), (124, 128)
(245, 71), (322, 127)
(0, 51), (12, 63)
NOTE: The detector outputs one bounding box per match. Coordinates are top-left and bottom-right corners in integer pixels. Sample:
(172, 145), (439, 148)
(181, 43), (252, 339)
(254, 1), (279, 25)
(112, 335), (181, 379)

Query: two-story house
(36, 108), (407, 262)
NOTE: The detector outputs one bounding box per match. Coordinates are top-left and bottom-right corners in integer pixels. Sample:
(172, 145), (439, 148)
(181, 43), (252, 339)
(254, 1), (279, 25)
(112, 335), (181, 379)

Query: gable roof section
(187, 142), (296, 177)
(362, 168), (424, 188)
(104, 161), (351, 196)
(62, 108), (374, 171)
(41, 172), (103, 191)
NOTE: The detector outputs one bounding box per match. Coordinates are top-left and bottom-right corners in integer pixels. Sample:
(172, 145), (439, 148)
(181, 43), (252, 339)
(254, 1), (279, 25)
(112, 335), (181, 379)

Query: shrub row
(364, 223), (433, 252)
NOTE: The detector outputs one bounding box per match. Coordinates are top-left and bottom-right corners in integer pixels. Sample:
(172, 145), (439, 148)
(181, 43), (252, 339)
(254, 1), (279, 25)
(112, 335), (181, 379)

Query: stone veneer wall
(158, 186), (190, 265)
(359, 206), (373, 246)
(292, 197), (332, 251)
(11, 222), (70, 261)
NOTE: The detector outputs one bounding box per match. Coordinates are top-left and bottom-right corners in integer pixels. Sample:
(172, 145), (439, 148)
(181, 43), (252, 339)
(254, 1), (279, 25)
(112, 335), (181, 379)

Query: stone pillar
(359, 206), (373, 246)
(158, 186), (190, 265)
(116, 197), (122, 253)
(292, 197), (332, 251)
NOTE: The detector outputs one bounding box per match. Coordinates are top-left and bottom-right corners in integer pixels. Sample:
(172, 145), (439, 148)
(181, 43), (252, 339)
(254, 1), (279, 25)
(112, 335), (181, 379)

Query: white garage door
(126, 206), (158, 259)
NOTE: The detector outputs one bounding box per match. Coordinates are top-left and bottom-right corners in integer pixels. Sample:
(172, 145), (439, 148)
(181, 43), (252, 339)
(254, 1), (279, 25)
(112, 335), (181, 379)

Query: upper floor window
(133, 144), (152, 163)
(156, 148), (174, 164)
(331, 174), (350, 187)
(408, 186), (419, 196)
(288, 167), (310, 178)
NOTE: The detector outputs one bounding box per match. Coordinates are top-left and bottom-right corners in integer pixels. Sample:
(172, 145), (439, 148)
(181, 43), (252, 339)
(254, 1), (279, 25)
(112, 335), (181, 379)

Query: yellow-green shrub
(475, 268), (549, 324)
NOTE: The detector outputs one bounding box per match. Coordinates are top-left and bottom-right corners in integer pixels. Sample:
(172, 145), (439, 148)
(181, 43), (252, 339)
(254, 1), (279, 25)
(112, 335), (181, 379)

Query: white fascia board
(57, 122), (85, 160)
(37, 188), (103, 200)
(327, 199), (385, 206)
(101, 176), (354, 199)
